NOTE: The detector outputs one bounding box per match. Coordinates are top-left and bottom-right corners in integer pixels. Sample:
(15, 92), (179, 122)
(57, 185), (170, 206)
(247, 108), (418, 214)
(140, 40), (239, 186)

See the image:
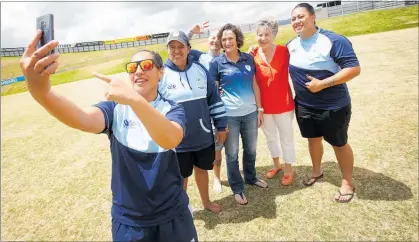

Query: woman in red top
(250, 20), (296, 185)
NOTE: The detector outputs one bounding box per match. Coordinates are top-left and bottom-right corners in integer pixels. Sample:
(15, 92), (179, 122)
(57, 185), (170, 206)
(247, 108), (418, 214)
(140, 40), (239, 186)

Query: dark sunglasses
(125, 59), (154, 73)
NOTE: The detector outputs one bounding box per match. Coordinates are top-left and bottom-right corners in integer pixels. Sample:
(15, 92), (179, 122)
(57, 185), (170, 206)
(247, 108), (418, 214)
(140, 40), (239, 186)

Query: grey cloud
(1, 2), (297, 48)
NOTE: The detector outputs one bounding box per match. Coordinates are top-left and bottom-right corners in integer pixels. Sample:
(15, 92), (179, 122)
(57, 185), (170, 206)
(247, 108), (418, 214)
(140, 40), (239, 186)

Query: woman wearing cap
(20, 30), (198, 241)
(288, 3), (361, 203)
(209, 23), (268, 205)
(249, 20), (297, 185)
(159, 30), (228, 213)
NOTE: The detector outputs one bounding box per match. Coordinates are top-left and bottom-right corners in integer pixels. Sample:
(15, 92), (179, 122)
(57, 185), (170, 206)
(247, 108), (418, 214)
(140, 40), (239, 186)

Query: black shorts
(176, 144), (215, 178)
(295, 102), (352, 147)
(112, 206), (198, 242)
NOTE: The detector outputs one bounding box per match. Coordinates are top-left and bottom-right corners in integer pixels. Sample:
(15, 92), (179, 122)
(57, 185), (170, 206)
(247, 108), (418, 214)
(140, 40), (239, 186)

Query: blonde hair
(256, 20), (279, 38)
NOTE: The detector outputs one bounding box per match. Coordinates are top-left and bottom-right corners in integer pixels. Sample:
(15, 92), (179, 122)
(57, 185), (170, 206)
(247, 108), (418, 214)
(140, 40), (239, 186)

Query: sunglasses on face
(125, 59), (154, 73)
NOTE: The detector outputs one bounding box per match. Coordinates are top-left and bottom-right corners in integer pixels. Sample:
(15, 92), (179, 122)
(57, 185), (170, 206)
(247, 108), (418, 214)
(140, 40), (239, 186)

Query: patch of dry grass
(1, 28), (418, 241)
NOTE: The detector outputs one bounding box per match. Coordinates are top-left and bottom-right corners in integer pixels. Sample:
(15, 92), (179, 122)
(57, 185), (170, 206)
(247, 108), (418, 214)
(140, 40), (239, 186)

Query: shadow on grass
(193, 162), (412, 229)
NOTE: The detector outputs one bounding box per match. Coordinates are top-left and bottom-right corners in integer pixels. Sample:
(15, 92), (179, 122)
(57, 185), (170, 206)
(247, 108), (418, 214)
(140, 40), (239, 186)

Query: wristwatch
(257, 107), (264, 112)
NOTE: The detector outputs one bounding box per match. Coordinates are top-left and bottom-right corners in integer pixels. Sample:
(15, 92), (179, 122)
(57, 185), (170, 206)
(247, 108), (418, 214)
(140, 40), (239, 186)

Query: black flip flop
(234, 193), (248, 205)
(303, 173), (324, 187)
(335, 187), (356, 203)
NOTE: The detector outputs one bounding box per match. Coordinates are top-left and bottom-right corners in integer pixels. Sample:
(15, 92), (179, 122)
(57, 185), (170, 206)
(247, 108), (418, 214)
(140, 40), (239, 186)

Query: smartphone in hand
(36, 14), (55, 55)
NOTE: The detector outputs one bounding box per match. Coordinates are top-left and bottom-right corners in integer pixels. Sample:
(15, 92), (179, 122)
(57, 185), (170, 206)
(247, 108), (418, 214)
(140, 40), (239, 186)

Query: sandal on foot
(303, 173), (323, 187)
(234, 193), (248, 205)
(281, 172), (294, 186)
(252, 178), (268, 188)
(334, 187), (356, 203)
(266, 167), (282, 179)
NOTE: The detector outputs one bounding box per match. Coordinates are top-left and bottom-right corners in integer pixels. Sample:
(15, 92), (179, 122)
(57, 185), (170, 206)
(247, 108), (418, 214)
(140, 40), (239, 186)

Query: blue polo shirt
(287, 27), (360, 110)
(94, 94), (189, 227)
(209, 50), (257, 117)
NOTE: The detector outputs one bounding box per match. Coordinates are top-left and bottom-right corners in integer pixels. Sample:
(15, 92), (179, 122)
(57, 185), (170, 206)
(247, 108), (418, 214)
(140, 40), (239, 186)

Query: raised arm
(20, 30), (105, 134)
(187, 21), (209, 40)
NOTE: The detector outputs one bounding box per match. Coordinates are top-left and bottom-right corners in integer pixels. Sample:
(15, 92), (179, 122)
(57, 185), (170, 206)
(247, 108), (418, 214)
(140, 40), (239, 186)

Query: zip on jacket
(158, 56), (227, 152)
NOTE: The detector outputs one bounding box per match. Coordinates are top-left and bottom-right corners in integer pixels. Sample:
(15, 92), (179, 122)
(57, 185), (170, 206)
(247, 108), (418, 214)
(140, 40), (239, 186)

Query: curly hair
(256, 20), (279, 38)
(217, 23), (245, 49)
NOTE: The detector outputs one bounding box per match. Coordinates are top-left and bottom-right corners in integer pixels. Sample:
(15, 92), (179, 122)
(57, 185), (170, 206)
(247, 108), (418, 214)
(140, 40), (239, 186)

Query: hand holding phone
(20, 30), (60, 98)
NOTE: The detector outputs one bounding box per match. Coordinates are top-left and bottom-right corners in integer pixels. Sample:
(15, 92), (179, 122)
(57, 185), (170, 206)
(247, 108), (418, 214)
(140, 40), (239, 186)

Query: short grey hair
(256, 20), (279, 38)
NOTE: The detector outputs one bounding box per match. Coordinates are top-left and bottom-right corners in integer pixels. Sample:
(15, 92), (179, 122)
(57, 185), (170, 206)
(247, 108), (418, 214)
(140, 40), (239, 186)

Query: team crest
(245, 65), (251, 72)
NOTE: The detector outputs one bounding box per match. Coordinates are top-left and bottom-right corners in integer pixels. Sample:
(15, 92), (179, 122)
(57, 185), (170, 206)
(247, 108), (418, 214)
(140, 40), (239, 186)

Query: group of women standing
(19, 2), (361, 241)
(204, 2), (361, 206)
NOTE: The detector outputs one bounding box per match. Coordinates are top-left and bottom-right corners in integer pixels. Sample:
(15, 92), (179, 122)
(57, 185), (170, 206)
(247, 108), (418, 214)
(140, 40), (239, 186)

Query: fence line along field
(1, 5), (418, 96)
(1, 6), (418, 242)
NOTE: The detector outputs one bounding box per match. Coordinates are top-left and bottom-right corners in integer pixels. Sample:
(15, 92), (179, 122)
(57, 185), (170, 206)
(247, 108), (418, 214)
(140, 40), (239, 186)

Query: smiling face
(221, 30), (237, 53)
(128, 51), (163, 97)
(208, 31), (221, 51)
(168, 40), (189, 68)
(291, 7), (316, 35)
(256, 27), (274, 48)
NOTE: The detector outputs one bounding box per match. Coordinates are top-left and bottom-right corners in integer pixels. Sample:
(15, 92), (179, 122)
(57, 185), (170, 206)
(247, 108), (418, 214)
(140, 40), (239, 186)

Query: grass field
(1, 5), (418, 96)
(1, 25), (418, 241)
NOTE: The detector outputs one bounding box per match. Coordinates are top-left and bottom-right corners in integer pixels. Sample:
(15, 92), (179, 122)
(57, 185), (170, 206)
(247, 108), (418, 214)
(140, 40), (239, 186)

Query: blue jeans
(224, 111), (258, 194)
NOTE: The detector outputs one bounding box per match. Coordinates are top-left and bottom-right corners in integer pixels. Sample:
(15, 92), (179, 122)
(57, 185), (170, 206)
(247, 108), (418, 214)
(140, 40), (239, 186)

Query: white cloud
(1, 1), (311, 48)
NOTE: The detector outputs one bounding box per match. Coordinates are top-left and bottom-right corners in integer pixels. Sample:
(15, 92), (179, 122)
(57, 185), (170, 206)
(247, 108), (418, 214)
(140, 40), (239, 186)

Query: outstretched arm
(20, 30), (105, 134)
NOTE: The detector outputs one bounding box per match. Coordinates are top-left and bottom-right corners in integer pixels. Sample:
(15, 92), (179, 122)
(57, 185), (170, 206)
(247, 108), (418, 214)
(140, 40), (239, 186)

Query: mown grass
(1, 27), (418, 241)
(1, 5), (418, 96)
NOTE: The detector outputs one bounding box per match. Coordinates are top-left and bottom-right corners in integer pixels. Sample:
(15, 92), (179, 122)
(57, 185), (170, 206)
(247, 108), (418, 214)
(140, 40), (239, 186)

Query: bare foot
(283, 163), (293, 176)
(234, 193), (248, 205)
(213, 178), (222, 193)
(203, 201), (222, 213)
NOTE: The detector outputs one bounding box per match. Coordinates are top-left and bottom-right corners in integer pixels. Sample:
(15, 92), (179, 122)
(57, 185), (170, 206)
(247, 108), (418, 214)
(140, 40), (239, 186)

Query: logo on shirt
(245, 65), (251, 72)
(168, 84), (177, 90)
(197, 78), (205, 89)
(123, 119), (139, 129)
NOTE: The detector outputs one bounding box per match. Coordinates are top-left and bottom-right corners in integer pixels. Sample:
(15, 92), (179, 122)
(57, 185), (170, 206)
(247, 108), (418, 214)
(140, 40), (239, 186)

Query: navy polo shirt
(209, 50), (257, 117)
(287, 28), (360, 110)
(94, 94), (189, 227)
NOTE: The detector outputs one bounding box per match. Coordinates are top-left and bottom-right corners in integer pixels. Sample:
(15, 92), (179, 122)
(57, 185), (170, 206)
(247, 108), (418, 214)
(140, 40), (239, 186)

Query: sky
(1, 1), (322, 48)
